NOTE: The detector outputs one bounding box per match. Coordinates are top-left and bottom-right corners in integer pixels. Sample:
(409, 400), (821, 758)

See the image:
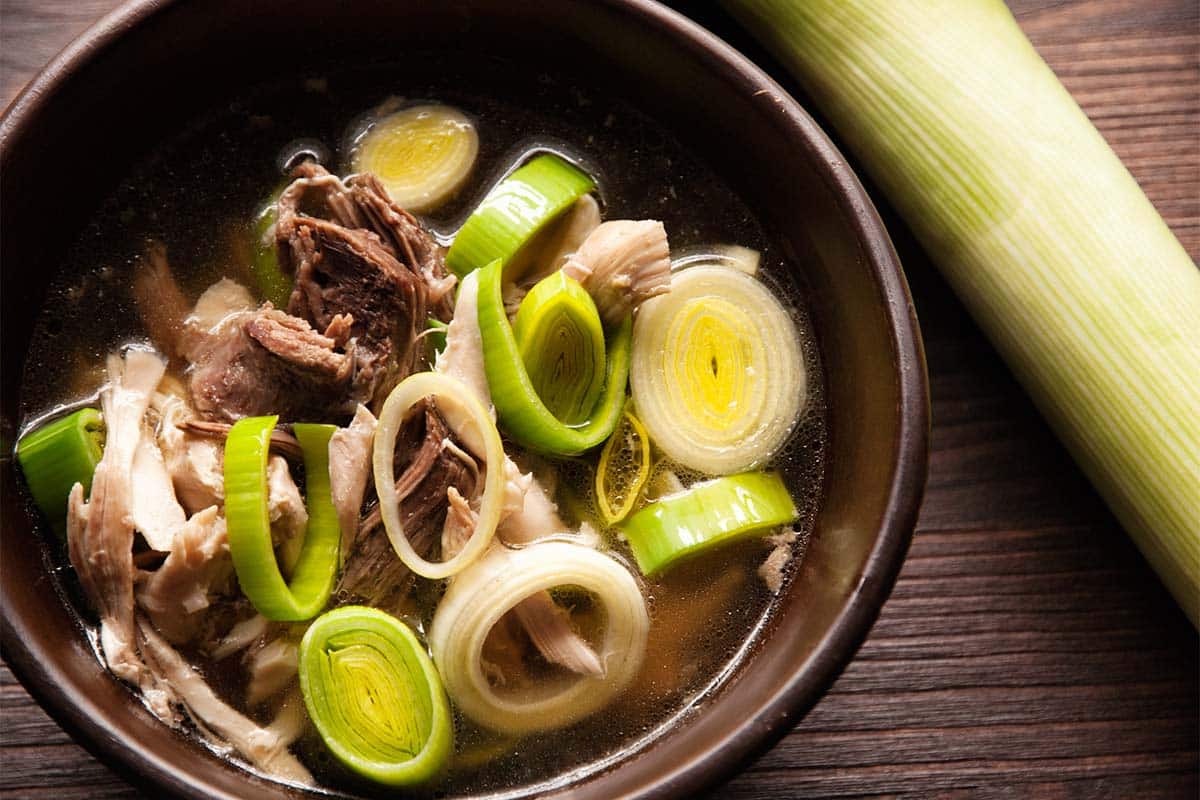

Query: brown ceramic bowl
(0, 1), (928, 797)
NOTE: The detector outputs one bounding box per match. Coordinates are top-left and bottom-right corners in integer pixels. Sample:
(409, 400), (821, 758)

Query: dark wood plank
(2, 1), (1197, 799)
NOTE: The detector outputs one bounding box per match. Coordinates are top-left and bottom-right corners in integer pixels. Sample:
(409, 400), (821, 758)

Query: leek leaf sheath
(725, 0), (1200, 624)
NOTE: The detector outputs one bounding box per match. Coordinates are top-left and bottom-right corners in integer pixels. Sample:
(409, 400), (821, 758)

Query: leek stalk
(726, 0), (1200, 624)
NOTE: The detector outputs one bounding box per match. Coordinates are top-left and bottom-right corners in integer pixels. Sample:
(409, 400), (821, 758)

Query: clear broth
(19, 54), (827, 797)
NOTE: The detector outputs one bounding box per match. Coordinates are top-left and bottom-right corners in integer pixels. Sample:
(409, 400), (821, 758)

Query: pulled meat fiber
(277, 163), (456, 412)
(67, 349), (166, 686)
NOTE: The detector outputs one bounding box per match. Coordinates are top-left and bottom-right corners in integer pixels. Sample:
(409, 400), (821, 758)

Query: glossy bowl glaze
(0, 1), (928, 797)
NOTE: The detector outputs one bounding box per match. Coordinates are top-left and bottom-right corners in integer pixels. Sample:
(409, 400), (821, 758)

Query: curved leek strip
(446, 154), (595, 278)
(352, 104), (478, 213)
(16, 408), (105, 537)
(671, 243), (761, 275)
(428, 540), (649, 735)
(596, 407), (651, 525)
(620, 472), (797, 576)
(251, 187), (292, 308)
(512, 271), (607, 426)
(299, 606), (452, 786)
(225, 417), (340, 621)
(477, 259), (631, 456)
(372, 372), (505, 579)
(631, 265), (805, 475)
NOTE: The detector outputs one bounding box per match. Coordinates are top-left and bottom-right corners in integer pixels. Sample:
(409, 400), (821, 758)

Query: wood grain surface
(2, 0), (1197, 798)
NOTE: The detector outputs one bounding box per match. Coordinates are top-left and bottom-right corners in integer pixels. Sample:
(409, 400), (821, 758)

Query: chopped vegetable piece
(512, 271), (607, 425)
(250, 186), (292, 308)
(446, 154), (595, 278)
(300, 605), (452, 786)
(726, 0), (1200, 624)
(16, 408), (105, 537)
(224, 416), (340, 621)
(352, 104), (479, 214)
(428, 540), (649, 735)
(595, 406), (651, 525)
(671, 244), (761, 275)
(620, 472), (797, 575)
(372, 372), (505, 579)
(631, 264), (805, 475)
(477, 259), (631, 456)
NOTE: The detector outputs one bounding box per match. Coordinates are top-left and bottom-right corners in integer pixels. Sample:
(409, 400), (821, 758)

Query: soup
(16, 60), (825, 796)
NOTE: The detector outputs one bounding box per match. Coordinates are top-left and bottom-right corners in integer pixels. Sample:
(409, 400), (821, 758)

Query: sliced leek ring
(299, 605), (452, 786)
(353, 104), (479, 213)
(224, 417), (340, 621)
(428, 540), (649, 735)
(16, 408), (105, 537)
(619, 471), (797, 575)
(446, 154), (595, 278)
(630, 264), (806, 475)
(596, 407), (651, 525)
(512, 271), (607, 426)
(477, 258), (631, 456)
(373, 372), (505, 579)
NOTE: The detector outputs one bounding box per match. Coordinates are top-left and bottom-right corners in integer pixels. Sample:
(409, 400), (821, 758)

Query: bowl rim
(0, 0), (929, 798)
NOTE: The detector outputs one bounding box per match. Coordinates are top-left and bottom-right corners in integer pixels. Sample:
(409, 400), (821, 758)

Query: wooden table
(2, 1), (1196, 797)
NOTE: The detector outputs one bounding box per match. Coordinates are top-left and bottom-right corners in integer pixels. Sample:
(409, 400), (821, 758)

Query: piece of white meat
(137, 620), (311, 784)
(135, 506), (232, 644)
(67, 349), (166, 687)
(562, 219), (671, 325)
(128, 429), (187, 552)
(328, 404), (377, 563)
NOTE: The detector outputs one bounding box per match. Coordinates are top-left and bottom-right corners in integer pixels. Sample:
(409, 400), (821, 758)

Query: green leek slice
(373, 372), (506, 579)
(512, 271), (607, 425)
(619, 472), (797, 575)
(225, 416), (340, 621)
(251, 186), (292, 308)
(445, 154), (595, 278)
(631, 264), (805, 475)
(477, 258), (631, 456)
(299, 605), (452, 786)
(353, 104), (479, 214)
(16, 408), (105, 537)
(595, 407), (651, 525)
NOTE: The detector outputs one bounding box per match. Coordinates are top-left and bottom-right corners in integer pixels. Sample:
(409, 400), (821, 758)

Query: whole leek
(726, 0), (1200, 624)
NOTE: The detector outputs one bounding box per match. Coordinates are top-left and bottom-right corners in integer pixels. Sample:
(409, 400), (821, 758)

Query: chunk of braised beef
(338, 400), (476, 612)
(275, 162), (456, 411)
(188, 306), (355, 423)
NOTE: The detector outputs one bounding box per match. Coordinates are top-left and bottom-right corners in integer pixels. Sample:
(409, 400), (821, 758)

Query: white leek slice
(372, 372), (505, 579)
(671, 244), (761, 275)
(352, 104), (478, 213)
(631, 265), (805, 475)
(428, 540), (649, 735)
